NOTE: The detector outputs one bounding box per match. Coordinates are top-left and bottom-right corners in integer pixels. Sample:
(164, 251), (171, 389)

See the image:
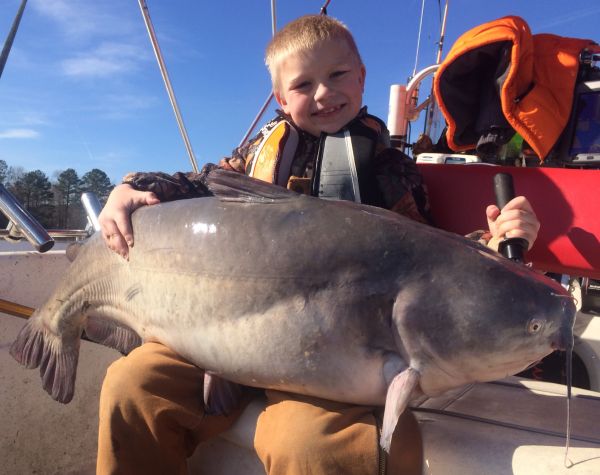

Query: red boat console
(418, 163), (600, 279)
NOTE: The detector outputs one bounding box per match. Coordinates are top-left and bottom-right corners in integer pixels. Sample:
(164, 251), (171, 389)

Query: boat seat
(189, 377), (600, 474)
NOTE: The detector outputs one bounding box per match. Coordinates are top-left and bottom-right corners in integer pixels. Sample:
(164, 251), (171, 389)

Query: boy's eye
(331, 70), (348, 79)
(292, 81), (311, 91)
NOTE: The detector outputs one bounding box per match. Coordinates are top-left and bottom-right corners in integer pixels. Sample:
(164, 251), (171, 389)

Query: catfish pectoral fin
(10, 316), (79, 404)
(203, 372), (245, 415)
(380, 367), (420, 453)
(84, 315), (141, 355)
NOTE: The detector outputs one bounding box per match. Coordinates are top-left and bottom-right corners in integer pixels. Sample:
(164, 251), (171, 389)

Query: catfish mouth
(477, 355), (550, 380)
(417, 347), (556, 396)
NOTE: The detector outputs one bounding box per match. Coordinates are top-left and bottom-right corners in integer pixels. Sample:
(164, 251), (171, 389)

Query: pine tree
(10, 170), (54, 228)
(53, 169), (81, 228)
(80, 168), (114, 203)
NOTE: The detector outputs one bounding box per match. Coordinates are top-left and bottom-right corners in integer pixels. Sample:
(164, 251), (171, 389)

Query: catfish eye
(527, 318), (544, 334)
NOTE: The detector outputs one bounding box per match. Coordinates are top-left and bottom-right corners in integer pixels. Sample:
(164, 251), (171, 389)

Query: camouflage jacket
(123, 107), (433, 225)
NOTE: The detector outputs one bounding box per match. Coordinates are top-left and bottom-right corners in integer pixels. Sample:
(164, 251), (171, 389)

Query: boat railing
(0, 184), (102, 250)
(81, 192), (102, 233)
(0, 183), (54, 252)
(0, 227), (90, 243)
(387, 64), (440, 152)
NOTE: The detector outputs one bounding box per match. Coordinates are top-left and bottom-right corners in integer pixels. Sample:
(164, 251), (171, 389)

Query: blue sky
(1, 0), (599, 184)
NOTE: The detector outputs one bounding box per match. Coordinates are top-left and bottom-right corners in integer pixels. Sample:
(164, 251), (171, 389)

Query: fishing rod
(0, 298), (33, 319)
(0, 0), (27, 79)
(137, 0), (199, 172)
(1, 298), (100, 346)
(424, 0), (449, 138)
(237, 0), (279, 148)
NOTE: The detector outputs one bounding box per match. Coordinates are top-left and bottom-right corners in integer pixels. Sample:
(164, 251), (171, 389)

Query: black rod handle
(493, 173), (528, 262)
(494, 173), (515, 209)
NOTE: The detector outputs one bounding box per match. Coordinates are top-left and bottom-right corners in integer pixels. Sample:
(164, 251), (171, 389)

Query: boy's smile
(274, 39), (366, 137)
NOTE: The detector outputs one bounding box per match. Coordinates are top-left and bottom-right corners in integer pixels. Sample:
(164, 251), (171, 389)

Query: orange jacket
(434, 15), (600, 160)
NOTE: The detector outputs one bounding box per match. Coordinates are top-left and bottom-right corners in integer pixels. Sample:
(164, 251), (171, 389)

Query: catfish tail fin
(10, 316), (80, 404)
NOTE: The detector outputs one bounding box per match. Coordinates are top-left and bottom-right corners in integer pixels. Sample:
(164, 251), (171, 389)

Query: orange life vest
(246, 114), (386, 205)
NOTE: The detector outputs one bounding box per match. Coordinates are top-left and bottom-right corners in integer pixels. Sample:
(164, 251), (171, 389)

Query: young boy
(97, 15), (540, 475)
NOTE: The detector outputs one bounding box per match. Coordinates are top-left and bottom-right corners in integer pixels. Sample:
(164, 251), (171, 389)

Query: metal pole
(424, 0), (449, 137)
(271, 0), (277, 36)
(0, 183), (54, 252)
(238, 0), (279, 147)
(0, 0), (27, 79)
(137, 0), (199, 172)
(412, 0), (426, 78)
(435, 0), (450, 65)
(81, 192), (102, 232)
(238, 93), (274, 148)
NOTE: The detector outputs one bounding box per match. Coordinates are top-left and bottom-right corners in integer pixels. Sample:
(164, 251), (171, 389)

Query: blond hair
(265, 15), (363, 92)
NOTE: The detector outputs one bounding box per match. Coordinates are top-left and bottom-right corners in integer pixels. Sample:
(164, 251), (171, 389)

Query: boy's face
(274, 39), (366, 137)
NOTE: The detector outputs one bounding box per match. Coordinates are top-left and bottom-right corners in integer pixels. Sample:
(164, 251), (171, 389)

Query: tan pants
(97, 343), (422, 475)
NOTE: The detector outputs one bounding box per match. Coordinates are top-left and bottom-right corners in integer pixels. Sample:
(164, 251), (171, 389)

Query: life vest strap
(313, 130), (361, 202)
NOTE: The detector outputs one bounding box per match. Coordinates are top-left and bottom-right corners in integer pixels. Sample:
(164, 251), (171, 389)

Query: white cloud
(537, 6), (600, 30)
(30, 0), (135, 42)
(19, 112), (50, 127)
(31, 0), (149, 79)
(0, 108), (50, 129)
(96, 93), (159, 119)
(62, 55), (133, 78)
(0, 128), (40, 139)
(61, 41), (148, 78)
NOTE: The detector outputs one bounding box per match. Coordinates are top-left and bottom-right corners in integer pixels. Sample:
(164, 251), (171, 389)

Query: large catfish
(11, 170), (575, 451)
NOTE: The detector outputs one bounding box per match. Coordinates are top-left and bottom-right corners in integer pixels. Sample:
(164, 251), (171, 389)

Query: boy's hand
(485, 196), (540, 253)
(99, 184), (160, 260)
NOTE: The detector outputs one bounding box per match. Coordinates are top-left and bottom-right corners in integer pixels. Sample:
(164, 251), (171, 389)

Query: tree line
(0, 159), (114, 230)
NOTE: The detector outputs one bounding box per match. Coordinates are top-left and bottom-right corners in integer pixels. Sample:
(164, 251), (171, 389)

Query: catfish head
(393, 246), (576, 398)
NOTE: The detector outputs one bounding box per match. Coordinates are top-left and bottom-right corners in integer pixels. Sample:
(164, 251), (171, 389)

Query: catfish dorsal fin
(206, 169), (300, 203)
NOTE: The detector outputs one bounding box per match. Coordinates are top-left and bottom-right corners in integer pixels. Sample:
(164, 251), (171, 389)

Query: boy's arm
(111, 125), (256, 202)
(99, 168), (217, 259)
(99, 184), (161, 259)
(120, 168), (213, 201)
(99, 137), (254, 258)
(372, 147), (433, 225)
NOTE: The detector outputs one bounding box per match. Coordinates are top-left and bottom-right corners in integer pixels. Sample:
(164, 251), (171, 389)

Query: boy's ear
(274, 90), (289, 113)
(359, 64), (366, 92)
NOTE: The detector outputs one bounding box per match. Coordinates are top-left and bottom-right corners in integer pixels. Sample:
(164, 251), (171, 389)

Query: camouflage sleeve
(121, 164), (217, 202)
(372, 147), (433, 225)
(120, 118), (280, 201)
(465, 230), (493, 246)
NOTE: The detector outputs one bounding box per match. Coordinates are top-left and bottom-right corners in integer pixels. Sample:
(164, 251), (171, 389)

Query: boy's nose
(314, 82), (333, 101)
